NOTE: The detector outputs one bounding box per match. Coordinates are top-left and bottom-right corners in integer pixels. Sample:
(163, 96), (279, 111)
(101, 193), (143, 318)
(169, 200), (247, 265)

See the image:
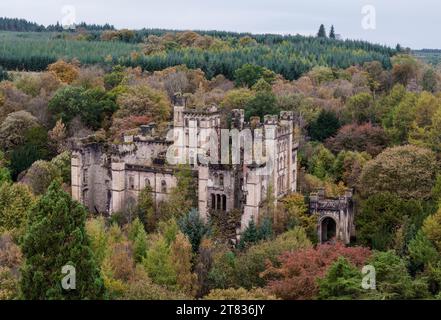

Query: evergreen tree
(128, 218), (148, 264)
(308, 110), (341, 141)
(20, 181), (105, 299)
(257, 216), (273, 241)
(318, 257), (363, 300)
(408, 230), (440, 273)
(237, 219), (259, 250)
(178, 209), (209, 252)
(329, 25), (336, 39)
(317, 24), (327, 38)
(368, 251), (429, 299)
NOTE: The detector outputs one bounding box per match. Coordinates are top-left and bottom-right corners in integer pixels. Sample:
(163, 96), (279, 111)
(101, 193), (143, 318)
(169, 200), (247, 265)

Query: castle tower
(279, 111), (296, 192)
(71, 151), (81, 202)
(264, 114), (278, 200)
(242, 165), (262, 230)
(172, 102), (186, 164)
(111, 161), (126, 214)
(198, 164), (209, 222)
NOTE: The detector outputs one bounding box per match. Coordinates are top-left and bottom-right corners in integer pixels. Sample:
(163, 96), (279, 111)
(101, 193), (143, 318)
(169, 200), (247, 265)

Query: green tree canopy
(20, 181), (105, 299)
(317, 24), (327, 38)
(359, 145), (438, 200)
(234, 64), (276, 88)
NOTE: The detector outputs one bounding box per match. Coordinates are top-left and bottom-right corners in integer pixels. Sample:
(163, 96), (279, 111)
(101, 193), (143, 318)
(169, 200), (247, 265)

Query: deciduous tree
(358, 145), (437, 200)
(263, 242), (370, 300)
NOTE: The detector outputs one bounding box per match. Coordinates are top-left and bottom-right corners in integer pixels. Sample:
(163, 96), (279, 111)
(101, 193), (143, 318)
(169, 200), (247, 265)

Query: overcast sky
(0, 0), (439, 49)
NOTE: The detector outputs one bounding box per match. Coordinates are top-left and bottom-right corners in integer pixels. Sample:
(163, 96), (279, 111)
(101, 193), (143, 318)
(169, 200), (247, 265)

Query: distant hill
(413, 49), (441, 66)
(0, 17), (396, 80)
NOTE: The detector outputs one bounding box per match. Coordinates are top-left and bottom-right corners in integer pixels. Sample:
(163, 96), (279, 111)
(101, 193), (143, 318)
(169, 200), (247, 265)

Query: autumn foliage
(325, 123), (389, 157)
(262, 243), (371, 300)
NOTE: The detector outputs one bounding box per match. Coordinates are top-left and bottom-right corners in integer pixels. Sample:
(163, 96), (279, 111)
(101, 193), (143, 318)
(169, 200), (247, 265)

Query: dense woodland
(2, 19), (441, 300)
(0, 17), (395, 80)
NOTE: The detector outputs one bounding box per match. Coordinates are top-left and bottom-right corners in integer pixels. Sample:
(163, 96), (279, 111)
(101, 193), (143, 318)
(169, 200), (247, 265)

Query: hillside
(0, 20), (395, 80)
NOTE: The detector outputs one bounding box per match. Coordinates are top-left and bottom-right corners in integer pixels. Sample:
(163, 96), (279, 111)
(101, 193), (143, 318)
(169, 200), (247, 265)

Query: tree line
(0, 17), (114, 32)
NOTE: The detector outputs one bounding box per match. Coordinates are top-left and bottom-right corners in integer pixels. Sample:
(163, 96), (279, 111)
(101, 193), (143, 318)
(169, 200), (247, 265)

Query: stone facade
(309, 188), (355, 244)
(71, 98), (299, 232)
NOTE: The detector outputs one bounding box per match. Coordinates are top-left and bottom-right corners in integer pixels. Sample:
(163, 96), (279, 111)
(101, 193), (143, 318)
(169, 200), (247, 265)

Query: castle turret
(71, 152), (81, 202)
(111, 161), (126, 214)
(264, 114), (278, 198)
(198, 165), (209, 222)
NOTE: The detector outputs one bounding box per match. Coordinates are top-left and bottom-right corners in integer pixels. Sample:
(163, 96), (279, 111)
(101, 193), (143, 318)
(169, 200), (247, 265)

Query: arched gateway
(309, 188), (354, 244)
(320, 216), (337, 243)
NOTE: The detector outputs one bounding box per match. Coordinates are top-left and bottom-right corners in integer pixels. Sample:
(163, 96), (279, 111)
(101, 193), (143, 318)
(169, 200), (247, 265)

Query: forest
(2, 19), (441, 301)
(0, 17), (395, 80)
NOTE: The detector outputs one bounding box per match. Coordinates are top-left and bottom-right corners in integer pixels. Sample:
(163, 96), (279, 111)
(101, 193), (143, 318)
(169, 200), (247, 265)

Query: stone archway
(321, 217), (337, 243)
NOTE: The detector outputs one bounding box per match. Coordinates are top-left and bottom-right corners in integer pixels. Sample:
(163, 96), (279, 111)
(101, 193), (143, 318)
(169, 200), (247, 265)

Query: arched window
(145, 178), (151, 189)
(129, 176), (135, 190)
(213, 173), (219, 186)
(219, 174), (224, 187)
(161, 180), (167, 193)
(222, 195), (227, 211)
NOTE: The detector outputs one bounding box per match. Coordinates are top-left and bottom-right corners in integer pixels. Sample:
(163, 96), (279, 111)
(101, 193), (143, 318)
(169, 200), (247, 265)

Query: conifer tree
(318, 257), (363, 299)
(329, 25), (336, 39)
(238, 219), (259, 249)
(20, 180), (105, 299)
(178, 209), (209, 252)
(317, 24), (327, 38)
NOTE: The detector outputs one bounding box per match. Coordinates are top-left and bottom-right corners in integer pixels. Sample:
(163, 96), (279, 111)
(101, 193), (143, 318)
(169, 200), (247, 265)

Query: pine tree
(178, 209), (209, 252)
(317, 24), (327, 38)
(128, 218), (148, 264)
(309, 109), (341, 141)
(20, 180), (105, 299)
(329, 25), (336, 39)
(257, 216), (273, 241)
(238, 219), (259, 249)
(318, 257), (363, 299)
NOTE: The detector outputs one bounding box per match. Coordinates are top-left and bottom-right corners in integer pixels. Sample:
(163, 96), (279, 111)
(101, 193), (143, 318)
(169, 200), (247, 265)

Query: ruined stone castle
(71, 97), (299, 232)
(71, 97), (354, 242)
